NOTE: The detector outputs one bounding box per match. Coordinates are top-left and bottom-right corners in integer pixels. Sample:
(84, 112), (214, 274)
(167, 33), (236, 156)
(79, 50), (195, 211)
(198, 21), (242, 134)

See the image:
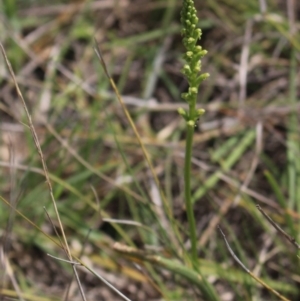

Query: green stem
(184, 115), (198, 266)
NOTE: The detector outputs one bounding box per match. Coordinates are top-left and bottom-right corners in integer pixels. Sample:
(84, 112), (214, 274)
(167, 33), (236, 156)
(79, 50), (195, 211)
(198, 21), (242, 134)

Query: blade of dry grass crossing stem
(218, 226), (291, 301)
(52, 257), (82, 301)
(71, 257), (134, 301)
(46, 254), (81, 265)
(256, 204), (300, 249)
(0, 42), (89, 301)
(93, 40), (184, 253)
(64, 226), (93, 301)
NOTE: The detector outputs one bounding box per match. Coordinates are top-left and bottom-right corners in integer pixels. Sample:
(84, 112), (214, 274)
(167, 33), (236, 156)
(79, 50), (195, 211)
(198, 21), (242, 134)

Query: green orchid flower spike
(179, 0), (209, 266)
(179, 0), (209, 123)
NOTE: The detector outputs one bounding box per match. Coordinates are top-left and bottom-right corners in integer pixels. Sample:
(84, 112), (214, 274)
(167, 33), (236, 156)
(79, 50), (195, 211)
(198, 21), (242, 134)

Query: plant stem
(184, 114), (198, 265)
(180, 0), (209, 269)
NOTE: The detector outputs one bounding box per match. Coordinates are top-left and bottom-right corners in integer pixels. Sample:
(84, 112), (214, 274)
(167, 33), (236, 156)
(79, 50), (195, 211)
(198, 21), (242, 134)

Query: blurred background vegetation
(0, 0), (300, 300)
